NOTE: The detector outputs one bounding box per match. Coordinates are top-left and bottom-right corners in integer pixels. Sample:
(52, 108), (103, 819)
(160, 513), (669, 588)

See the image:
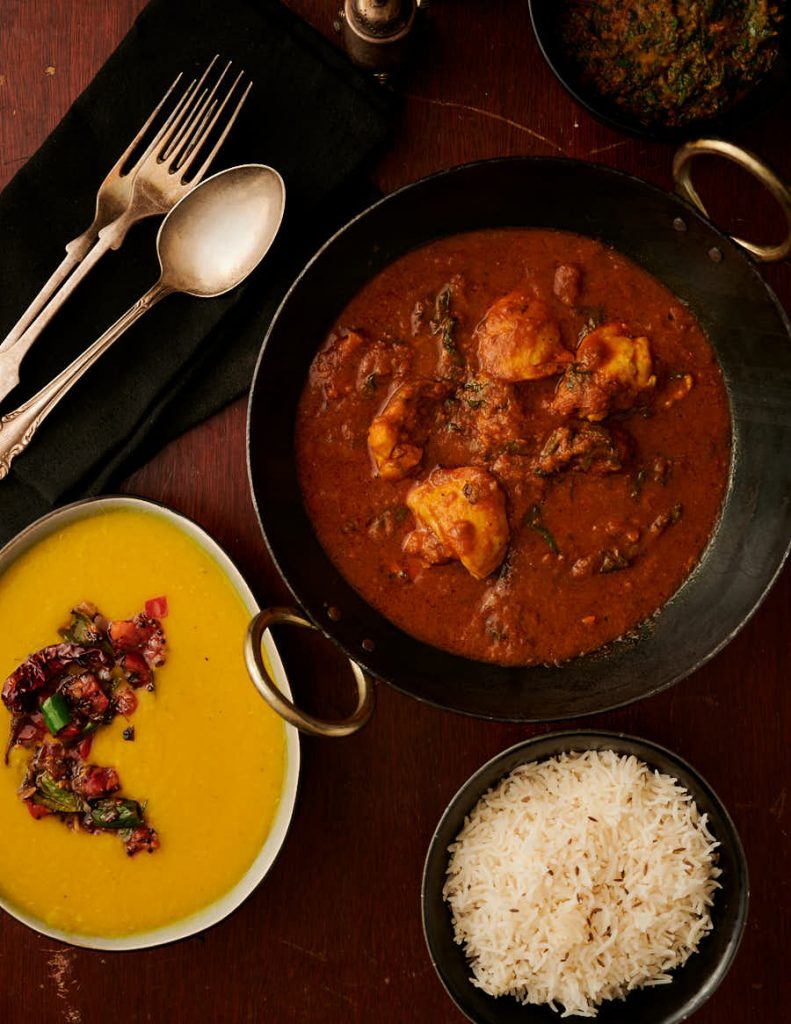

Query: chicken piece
(404, 467), (509, 580)
(311, 330), (365, 399)
(476, 293), (572, 382)
(552, 321), (656, 421)
(311, 329), (411, 401)
(462, 378), (529, 454)
(368, 379), (449, 481)
(402, 524), (451, 567)
(534, 421), (630, 476)
(356, 339), (411, 394)
(489, 452), (532, 496)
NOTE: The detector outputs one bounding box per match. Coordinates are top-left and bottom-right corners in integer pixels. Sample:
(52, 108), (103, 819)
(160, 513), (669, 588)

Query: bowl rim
(0, 494), (301, 951)
(421, 729), (749, 1024)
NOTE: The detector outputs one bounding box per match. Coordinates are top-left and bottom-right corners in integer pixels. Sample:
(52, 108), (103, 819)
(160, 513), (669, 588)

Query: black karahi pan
(245, 151), (791, 734)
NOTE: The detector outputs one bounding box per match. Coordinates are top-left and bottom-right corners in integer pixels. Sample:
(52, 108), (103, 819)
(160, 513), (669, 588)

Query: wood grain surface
(1, 2), (789, 1022)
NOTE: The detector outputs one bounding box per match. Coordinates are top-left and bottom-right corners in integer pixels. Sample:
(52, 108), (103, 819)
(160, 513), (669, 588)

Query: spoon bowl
(161, 163), (285, 297)
(0, 163), (286, 479)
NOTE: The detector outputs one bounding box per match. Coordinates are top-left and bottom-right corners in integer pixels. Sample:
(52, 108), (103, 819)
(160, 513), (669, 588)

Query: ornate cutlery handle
(0, 280), (170, 481)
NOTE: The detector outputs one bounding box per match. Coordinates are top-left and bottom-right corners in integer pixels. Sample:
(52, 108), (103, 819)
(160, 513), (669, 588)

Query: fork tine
(129, 55), (220, 171)
(157, 84), (205, 162)
(121, 75), (200, 176)
(111, 72), (183, 172)
(163, 61), (231, 165)
(161, 87), (212, 164)
(195, 59), (232, 115)
(181, 77), (253, 183)
(171, 62), (236, 169)
(173, 99), (220, 169)
(158, 57), (222, 162)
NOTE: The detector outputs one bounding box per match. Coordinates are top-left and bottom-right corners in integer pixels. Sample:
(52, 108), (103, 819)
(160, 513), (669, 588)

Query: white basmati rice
(443, 749), (721, 1018)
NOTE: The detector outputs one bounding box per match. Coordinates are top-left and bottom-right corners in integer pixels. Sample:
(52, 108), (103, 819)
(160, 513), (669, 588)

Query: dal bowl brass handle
(673, 139), (791, 263)
(245, 607), (375, 737)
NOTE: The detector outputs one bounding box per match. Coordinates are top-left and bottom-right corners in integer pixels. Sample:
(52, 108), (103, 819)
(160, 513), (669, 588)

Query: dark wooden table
(1, 3), (789, 1022)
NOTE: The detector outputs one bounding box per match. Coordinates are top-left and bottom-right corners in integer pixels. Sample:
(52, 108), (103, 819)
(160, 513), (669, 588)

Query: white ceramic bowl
(0, 495), (300, 950)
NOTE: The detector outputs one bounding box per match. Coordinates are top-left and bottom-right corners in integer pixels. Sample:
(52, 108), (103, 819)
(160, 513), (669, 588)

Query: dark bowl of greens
(529, 0), (789, 141)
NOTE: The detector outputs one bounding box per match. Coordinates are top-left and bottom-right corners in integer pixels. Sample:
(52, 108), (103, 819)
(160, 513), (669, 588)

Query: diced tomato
(25, 800), (49, 820)
(58, 721), (83, 740)
(72, 765), (120, 800)
(145, 596), (168, 619)
(109, 615), (166, 669)
(118, 651), (152, 689)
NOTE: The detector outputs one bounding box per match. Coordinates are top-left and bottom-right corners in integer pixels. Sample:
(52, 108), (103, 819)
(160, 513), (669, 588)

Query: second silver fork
(0, 57), (252, 403)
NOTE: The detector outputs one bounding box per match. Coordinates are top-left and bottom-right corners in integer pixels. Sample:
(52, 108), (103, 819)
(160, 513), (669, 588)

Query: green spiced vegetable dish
(558, 0), (785, 128)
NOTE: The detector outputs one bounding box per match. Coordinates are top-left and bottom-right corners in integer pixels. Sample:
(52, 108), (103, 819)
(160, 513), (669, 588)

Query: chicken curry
(296, 229), (731, 666)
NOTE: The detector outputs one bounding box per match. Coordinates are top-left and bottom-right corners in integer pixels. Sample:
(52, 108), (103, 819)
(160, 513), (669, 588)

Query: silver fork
(0, 57), (252, 402)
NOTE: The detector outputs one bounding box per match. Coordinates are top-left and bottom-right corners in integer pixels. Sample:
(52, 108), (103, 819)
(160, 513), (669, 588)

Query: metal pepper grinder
(339, 0), (426, 76)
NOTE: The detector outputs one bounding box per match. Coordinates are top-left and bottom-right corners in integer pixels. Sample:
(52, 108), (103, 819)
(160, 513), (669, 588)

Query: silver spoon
(0, 163), (285, 480)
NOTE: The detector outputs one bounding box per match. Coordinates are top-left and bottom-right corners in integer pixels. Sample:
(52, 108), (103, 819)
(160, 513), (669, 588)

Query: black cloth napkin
(0, 0), (393, 545)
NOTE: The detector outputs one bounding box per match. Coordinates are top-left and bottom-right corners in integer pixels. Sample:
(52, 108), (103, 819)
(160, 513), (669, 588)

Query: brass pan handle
(673, 139), (791, 263)
(245, 607), (375, 737)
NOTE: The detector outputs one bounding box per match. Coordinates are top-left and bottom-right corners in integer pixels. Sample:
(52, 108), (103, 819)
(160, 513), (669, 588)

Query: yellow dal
(0, 507), (286, 937)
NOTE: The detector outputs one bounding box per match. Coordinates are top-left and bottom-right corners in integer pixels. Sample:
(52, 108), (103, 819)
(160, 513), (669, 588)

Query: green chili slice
(41, 693), (71, 735)
(33, 772), (83, 814)
(89, 798), (144, 830)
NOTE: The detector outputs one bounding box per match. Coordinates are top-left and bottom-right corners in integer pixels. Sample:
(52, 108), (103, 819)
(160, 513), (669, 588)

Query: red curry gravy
(296, 229), (731, 666)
